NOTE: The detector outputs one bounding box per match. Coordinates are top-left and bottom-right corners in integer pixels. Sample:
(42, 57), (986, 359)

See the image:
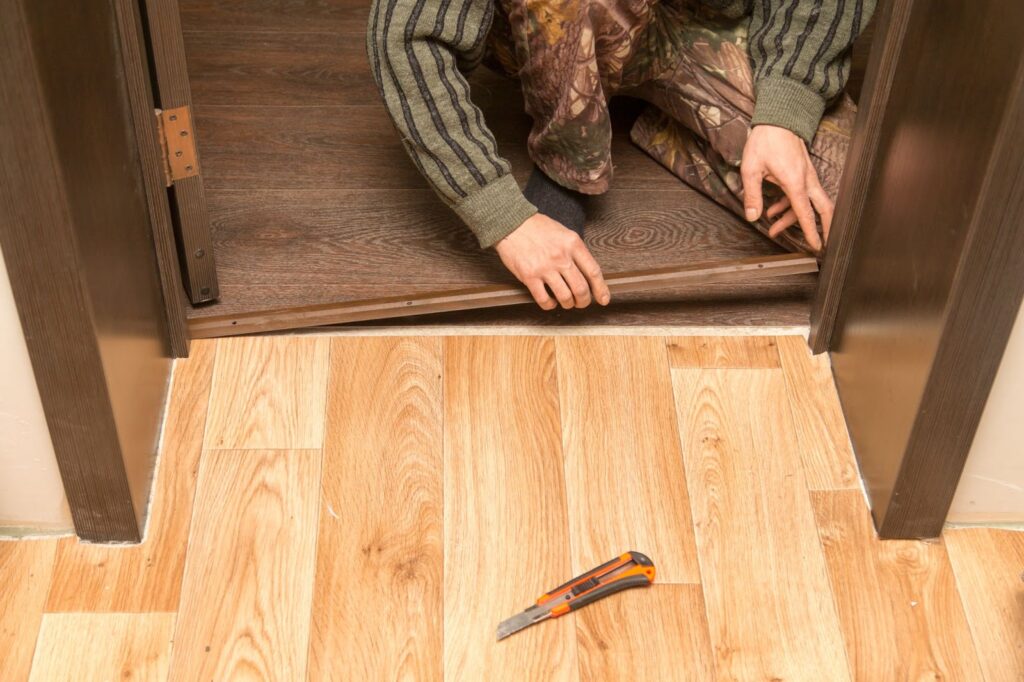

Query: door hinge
(155, 106), (200, 187)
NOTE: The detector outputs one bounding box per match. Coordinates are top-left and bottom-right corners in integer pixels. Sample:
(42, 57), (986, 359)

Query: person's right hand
(494, 213), (610, 310)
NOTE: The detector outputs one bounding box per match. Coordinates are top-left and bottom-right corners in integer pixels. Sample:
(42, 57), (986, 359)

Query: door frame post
(1, 0), (176, 542)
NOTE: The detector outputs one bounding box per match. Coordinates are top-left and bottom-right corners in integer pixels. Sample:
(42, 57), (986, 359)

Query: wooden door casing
(824, 0), (1024, 538)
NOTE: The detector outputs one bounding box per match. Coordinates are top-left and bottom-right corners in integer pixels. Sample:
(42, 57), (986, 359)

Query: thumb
(741, 161), (764, 222)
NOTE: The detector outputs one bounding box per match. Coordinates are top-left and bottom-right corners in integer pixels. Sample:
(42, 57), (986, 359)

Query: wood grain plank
(193, 103), (681, 192)
(205, 336), (330, 449)
(0, 539), (56, 682)
(673, 368), (850, 680)
(187, 186), (799, 326)
(777, 336), (861, 490)
(200, 189), (778, 287)
(183, 31), (374, 105)
(667, 335), (780, 368)
(811, 490), (983, 681)
(556, 337), (699, 583)
(443, 337), (578, 682)
(188, 256), (816, 338)
(46, 340), (215, 612)
(945, 527), (1024, 681)
(576, 584), (715, 681)
(169, 449), (321, 681)
(308, 338), (442, 680)
(347, 292), (813, 329)
(30, 613), (174, 682)
(180, 0), (370, 33)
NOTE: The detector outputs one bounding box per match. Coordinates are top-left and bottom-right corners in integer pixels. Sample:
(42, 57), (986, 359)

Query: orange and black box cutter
(496, 551), (656, 640)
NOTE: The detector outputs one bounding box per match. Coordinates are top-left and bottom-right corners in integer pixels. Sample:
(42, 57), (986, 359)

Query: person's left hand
(740, 124), (833, 252)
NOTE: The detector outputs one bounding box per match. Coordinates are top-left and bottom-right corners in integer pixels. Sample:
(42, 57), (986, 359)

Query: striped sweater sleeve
(367, 0), (537, 248)
(747, 0), (876, 143)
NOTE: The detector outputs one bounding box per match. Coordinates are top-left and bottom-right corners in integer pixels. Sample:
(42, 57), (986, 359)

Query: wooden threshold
(188, 254), (817, 338)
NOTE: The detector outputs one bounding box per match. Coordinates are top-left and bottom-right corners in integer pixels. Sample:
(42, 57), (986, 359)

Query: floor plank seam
(943, 532), (989, 671)
(25, 547), (58, 680)
(776, 340), (859, 493)
(166, 362), (222, 682)
(805, 492), (860, 681)
(665, 365), (719, 679)
(440, 337), (447, 682)
(301, 343), (332, 680)
(549, 336), (587, 680)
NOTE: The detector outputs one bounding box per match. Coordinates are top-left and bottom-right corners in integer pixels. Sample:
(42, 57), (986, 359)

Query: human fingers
(767, 196), (791, 219)
(559, 264), (592, 308)
(778, 177), (821, 252)
(571, 242), (610, 305)
(741, 159), (766, 222)
(525, 278), (557, 311)
(768, 209), (799, 238)
(543, 273), (575, 309)
(808, 182), (835, 243)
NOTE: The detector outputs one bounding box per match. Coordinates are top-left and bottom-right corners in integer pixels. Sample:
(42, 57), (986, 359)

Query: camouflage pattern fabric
(487, 0), (857, 254)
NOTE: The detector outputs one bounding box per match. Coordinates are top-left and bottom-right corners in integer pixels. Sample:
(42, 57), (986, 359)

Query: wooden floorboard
(46, 340), (215, 612)
(12, 335), (1018, 679)
(204, 336), (330, 449)
(308, 338), (443, 680)
(0, 539), (56, 682)
(945, 528), (1024, 681)
(192, 103), (678, 192)
(667, 334), (781, 368)
(575, 584), (715, 681)
(811, 490), (982, 681)
(30, 613), (175, 682)
(346, 290), (812, 328)
(673, 368), (851, 680)
(184, 31), (374, 105)
(443, 337), (579, 681)
(189, 186), (806, 322)
(169, 448), (322, 681)
(180, 0), (370, 34)
(777, 336), (862, 490)
(180, 17), (811, 331)
(556, 337), (700, 583)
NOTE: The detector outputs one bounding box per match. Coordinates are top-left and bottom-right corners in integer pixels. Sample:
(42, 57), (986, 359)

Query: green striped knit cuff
(752, 77), (827, 145)
(454, 174), (538, 249)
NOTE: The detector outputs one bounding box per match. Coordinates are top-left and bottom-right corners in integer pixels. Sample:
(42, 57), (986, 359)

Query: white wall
(948, 298), (1024, 524)
(0, 246), (72, 533)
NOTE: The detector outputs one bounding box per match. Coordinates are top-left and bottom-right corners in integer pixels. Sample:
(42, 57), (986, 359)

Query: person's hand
(494, 213), (610, 310)
(740, 124), (833, 252)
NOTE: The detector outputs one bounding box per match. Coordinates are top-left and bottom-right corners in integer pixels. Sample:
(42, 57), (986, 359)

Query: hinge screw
(169, 114), (177, 121)
(194, 249), (205, 259)
(200, 287), (210, 296)
(179, 130), (188, 137)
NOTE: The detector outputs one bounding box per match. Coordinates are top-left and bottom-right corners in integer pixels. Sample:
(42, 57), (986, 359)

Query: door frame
(808, 0), (911, 353)
(1, 0), (177, 542)
(810, 0), (1024, 538)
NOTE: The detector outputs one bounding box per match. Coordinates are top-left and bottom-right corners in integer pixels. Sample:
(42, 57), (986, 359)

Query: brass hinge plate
(155, 106), (200, 186)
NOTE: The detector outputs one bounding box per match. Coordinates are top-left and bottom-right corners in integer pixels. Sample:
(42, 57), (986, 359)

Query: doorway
(169, 0), (872, 335)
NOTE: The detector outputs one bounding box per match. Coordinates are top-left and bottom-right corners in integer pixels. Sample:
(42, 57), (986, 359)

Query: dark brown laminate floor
(180, 0), (813, 329)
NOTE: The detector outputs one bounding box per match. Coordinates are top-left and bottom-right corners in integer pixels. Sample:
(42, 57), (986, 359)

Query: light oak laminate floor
(4, 335), (1020, 681)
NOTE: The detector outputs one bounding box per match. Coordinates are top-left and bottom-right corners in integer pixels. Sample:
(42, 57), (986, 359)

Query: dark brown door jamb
(113, 0), (190, 357)
(1, 0), (176, 542)
(808, 0), (913, 353)
(823, 0), (1024, 538)
(874, 65), (1024, 537)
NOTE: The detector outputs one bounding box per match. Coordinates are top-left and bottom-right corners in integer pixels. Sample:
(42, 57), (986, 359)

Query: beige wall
(948, 298), (1024, 524)
(0, 246), (72, 533)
